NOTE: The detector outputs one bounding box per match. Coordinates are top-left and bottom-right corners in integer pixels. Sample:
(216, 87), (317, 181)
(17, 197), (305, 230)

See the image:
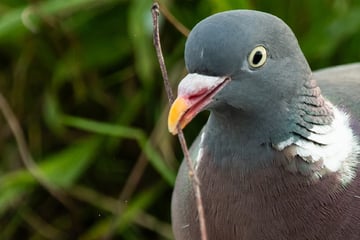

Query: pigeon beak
(168, 73), (230, 135)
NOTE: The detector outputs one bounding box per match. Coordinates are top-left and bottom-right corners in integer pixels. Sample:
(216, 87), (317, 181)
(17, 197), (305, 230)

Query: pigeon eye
(248, 45), (267, 68)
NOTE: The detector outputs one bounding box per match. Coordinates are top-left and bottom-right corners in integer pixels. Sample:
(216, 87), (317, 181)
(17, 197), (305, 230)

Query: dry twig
(151, 3), (208, 240)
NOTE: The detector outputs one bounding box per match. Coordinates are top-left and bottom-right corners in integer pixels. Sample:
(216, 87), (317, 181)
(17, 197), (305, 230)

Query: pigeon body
(168, 10), (360, 240)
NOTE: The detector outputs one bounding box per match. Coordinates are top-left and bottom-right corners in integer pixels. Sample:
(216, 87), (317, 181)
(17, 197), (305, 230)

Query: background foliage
(0, 0), (359, 239)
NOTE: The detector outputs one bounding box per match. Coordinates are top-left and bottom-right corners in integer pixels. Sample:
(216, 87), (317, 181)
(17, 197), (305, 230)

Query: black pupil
(253, 51), (263, 65)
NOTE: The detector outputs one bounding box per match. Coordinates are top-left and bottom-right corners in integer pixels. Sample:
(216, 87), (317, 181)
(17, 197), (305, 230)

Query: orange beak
(168, 73), (230, 135)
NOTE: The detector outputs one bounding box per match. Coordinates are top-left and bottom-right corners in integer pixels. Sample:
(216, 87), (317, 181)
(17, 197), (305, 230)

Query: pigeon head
(168, 10), (331, 146)
(185, 10), (311, 110)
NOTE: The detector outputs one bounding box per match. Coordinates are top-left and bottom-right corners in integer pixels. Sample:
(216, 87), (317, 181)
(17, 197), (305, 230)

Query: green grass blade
(60, 115), (176, 185)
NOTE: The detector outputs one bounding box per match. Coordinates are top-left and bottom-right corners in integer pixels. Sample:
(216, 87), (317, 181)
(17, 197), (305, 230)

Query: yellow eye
(248, 45), (267, 68)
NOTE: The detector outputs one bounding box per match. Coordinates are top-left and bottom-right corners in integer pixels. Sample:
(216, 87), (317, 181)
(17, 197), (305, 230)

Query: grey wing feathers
(314, 63), (360, 120)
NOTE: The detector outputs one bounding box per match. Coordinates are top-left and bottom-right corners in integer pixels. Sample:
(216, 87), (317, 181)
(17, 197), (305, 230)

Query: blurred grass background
(0, 0), (359, 239)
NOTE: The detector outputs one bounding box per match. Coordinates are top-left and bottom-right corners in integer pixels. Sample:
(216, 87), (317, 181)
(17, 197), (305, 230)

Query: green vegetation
(0, 0), (359, 239)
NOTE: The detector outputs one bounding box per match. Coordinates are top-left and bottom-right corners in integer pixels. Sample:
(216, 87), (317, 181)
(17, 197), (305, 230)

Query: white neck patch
(275, 103), (360, 184)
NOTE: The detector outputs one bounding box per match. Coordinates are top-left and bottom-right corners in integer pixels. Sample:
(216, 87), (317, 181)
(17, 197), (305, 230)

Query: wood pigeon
(168, 10), (360, 240)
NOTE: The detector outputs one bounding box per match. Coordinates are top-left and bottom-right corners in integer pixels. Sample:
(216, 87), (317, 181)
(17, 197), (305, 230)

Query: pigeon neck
(201, 78), (360, 180)
(287, 78), (335, 145)
(202, 109), (278, 170)
(274, 78), (360, 184)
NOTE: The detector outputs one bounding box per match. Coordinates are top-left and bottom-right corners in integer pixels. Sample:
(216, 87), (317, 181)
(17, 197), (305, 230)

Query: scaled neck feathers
(274, 78), (360, 184)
